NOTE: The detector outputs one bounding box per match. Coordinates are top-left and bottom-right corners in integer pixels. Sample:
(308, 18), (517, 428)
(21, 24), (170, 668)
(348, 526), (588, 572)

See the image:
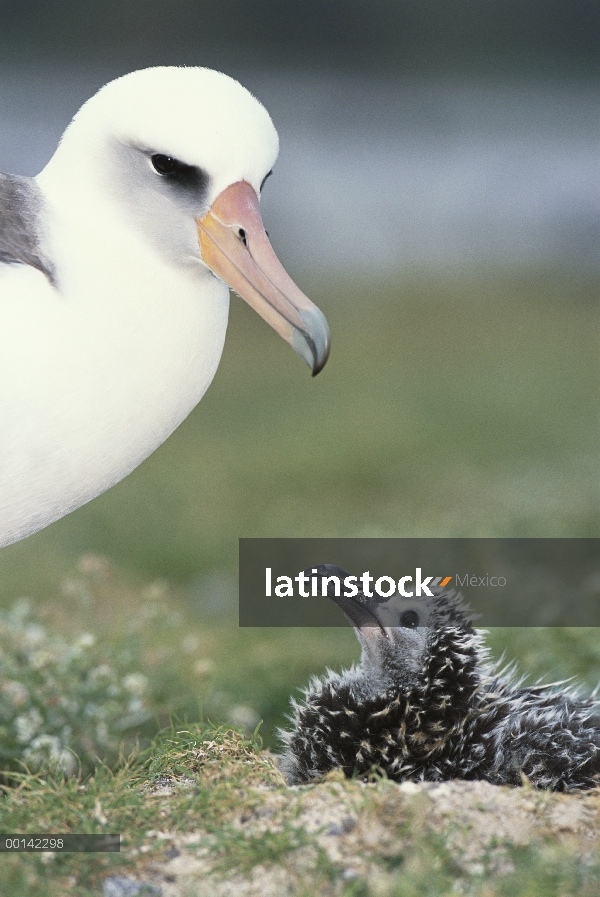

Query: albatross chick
(280, 566), (600, 791)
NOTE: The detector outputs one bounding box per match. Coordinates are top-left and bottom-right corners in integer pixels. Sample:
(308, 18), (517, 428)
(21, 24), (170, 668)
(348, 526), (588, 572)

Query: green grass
(1, 724), (599, 897)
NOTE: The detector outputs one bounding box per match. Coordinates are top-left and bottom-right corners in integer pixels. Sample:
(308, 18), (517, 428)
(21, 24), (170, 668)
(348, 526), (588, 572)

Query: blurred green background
(1, 270), (597, 750)
(0, 2), (598, 752)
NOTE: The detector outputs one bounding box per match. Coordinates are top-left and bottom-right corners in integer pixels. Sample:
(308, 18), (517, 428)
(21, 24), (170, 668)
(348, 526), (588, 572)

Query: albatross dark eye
(400, 610), (420, 628)
(151, 154), (180, 174)
(149, 153), (209, 193)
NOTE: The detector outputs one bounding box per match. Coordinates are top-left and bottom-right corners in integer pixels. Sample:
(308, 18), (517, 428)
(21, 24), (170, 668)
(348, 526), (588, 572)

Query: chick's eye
(400, 610), (419, 628)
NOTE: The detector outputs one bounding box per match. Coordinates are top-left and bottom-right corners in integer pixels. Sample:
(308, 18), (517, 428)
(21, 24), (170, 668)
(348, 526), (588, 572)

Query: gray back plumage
(0, 174), (55, 283)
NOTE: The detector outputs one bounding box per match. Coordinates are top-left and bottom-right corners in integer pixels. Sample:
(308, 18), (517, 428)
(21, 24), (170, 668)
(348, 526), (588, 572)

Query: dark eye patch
(150, 153), (208, 192)
(400, 610), (420, 628)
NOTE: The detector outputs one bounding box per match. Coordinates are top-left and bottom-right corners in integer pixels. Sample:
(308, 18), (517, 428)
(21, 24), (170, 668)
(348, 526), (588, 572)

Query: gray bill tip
(291, 305), (331, 375)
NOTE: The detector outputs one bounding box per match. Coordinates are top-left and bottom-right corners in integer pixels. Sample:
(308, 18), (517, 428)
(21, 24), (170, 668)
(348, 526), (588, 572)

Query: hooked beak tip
(294, 305), (331, 375)
(310, 338), (330, 376)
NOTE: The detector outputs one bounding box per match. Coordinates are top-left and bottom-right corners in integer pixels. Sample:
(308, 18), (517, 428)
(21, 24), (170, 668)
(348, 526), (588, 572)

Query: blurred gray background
(1, 0), (598, 275)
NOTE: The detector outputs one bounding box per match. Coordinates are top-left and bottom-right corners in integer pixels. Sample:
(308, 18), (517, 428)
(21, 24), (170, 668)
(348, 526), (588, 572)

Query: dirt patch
(127, 735), (600, 896)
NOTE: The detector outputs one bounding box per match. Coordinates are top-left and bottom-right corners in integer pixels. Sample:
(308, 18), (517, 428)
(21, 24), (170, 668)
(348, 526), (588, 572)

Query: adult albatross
(0, 66), (330, 547)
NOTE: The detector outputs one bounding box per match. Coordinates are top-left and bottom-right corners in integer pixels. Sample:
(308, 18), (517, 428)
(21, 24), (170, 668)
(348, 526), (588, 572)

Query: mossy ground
(1, 724), (600, 896)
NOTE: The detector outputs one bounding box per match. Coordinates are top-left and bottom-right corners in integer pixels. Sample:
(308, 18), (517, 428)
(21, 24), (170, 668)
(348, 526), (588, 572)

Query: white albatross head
(37, 65), (330, 374)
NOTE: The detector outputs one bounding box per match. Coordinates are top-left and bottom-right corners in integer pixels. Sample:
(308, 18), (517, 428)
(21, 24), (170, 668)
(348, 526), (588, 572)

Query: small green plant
(0, 592), (193, 777)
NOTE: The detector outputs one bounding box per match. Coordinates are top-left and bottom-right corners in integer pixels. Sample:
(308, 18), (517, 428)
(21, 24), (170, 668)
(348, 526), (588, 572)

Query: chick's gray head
(308, 564), (448, 698)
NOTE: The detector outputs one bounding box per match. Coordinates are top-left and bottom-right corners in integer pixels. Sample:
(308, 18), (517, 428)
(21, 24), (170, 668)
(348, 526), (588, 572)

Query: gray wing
(0, 173), (55, 283)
